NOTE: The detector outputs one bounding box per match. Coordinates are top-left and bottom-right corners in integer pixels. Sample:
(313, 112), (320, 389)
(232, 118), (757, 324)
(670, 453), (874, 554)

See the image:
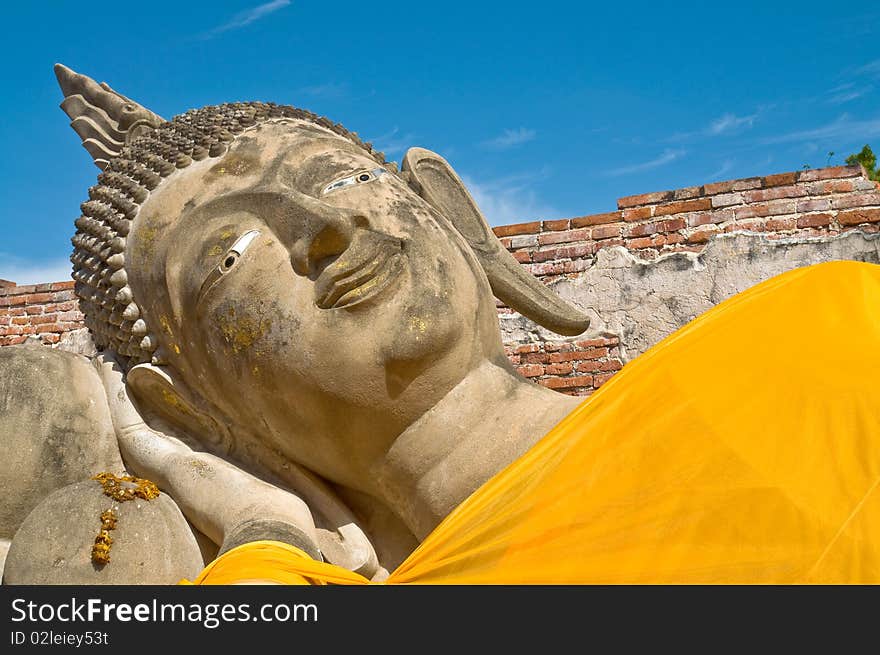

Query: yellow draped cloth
(184, 260), (880, 584)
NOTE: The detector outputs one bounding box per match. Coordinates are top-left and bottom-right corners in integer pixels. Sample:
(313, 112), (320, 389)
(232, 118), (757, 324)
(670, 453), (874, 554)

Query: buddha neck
(373, 358), (583, 540)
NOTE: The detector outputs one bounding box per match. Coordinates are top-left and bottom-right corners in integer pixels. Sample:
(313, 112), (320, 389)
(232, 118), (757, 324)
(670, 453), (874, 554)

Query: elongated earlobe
(126, 363), (231, 452)
(402, 147), (590, 336)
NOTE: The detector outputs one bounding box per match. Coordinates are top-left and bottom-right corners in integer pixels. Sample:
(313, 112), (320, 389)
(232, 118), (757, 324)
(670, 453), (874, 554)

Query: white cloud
(761, 114), (880, 144)
(606, 148), (685, 177)
(460, 171), (560, 226)
(0, 255), (72, 286)
(483, 127), (537, 150)
(828, 86), (872, 104)
(856, 59), (880, 77)
(367, 127), (416, 157)
(707, 159), (735, 181)
(202, 0), (291, 38)
(707, 113), (758, 136)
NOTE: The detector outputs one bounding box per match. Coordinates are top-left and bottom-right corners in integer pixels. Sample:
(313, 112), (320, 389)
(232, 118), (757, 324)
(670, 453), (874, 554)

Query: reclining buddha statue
(1, 65), (878, 584)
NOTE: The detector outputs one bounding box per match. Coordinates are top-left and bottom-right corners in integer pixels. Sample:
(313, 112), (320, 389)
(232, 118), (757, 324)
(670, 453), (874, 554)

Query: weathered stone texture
(0, 345), (122, 540)
(3, 480), (203, 584)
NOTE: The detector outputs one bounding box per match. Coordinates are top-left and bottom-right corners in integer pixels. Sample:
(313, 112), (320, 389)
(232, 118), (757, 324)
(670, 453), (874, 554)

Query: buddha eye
(220, 230), (260, 273)
(197, 230), (261, 307)
(221, 252), (238, 272)
(323, 167), (387, 195)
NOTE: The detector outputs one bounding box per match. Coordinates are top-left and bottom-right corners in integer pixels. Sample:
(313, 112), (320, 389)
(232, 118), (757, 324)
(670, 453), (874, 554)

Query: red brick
(594, 239), (625, 251)
(576, 338), (612, 348)
(831, 192), (880, 210)
(543, 342), (573, 352)
(14, 284), (37, 294)
(819, 180), (855, 194)
(837, 208), (880, 226)
(627, 235), (669, 249)
(762, 172), (798, 188)
(663, 218), (687, 232)
(541, 375), (594, 389)
(49, 281), (76, 291)
(516, 364), (544, 378)
(543, 219), (570, 231)
(744, 186), (808, 202)
(711, 192), (745, 208)
(574, 347), (608, 360)
(23, 293), (53, 304)
(515, 343), (541, 354)
(512, 251), (531, 263)
(537, 228), (591, 245)
(617, 190), (674, 209)
(591, 224), (621, 240)
(30, 314), (60, 325)
(705, 177), (763, 195)
(724, 219), (766, 233)
(1, 335), (27, 345)
(797, 165), (862, 182)
(594, 372), (617, 387)
(52, 290), (76, 301)
(598, 359), (623, 372)
(25, 305), (44, 315)
(688, 210), (731, 227)
(672, 185), (703, 200)
(796, 213), (833, 228)
(547, 351), (588, 363)
(562, 259), (592, 274)
(625, 222), (660, 238)
(654, 198), (713, 217)
(545, 362), (573, 375)
(734, 201), (796, 219)
(527, 262), (565, 275)
(621, 206), (653, 222)
(493, 221), (542, 237)
(796, 198), (832, 213)
(571, 211), (622, 228)
(499, 236), (512, 249)
(687, 228), (718, 244)
(41, 334), (61, 344)
(765, 217), (796, 231)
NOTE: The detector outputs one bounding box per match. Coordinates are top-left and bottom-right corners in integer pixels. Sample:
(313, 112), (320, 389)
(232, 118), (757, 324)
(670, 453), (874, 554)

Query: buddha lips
(90, 472), (160, 565)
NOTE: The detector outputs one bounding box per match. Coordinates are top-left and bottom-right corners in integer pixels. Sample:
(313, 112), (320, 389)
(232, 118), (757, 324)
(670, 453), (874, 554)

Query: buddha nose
(256, 187), (362, 277)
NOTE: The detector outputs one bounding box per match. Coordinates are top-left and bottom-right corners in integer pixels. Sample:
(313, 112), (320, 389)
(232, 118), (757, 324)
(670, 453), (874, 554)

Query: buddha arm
(94, 354), (321, 560)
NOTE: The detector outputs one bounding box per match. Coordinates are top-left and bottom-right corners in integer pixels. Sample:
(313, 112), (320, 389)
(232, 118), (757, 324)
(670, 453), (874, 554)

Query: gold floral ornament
(90, 472), (160, 565)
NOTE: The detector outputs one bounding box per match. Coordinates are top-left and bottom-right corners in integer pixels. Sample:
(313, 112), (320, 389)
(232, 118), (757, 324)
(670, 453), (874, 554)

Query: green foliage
(845, 144), (879, 182)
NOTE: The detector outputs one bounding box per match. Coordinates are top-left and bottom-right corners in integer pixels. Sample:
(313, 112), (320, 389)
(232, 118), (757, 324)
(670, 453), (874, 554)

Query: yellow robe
(185, 260), (880, 584)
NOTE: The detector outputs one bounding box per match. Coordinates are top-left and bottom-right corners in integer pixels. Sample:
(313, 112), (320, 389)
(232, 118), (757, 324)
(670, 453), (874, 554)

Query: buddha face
(126, 120), (503, 485)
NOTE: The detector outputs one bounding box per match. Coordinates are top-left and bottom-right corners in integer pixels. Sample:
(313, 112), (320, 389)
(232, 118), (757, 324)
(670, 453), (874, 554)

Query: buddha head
(57, 64), (589, 489)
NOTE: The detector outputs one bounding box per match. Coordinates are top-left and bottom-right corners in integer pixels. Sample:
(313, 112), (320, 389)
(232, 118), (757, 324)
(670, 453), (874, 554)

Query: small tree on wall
(846, 145), (879, 182)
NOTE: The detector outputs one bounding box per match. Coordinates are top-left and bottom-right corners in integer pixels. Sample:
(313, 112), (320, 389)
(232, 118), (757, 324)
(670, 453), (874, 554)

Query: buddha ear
(401, 147), (590, 336)
(54, 63), (164, 169)
(126, 363), (230, 450)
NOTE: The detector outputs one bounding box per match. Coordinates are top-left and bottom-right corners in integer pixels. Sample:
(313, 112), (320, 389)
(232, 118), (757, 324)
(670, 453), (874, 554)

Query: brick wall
(495, 164), (878, 395)
(2, 164), (878, 396)
(0, 281), (83, 346)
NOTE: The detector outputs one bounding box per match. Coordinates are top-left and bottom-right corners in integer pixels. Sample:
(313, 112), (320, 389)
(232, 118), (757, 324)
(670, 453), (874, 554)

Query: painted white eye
(323, 167), (387, 195)
(196, 230), (261, 307)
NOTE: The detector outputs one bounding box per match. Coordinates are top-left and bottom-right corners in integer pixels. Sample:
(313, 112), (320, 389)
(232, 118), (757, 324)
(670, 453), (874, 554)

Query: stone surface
(3, 480), (203, 584)
(0, 345), (123, 541)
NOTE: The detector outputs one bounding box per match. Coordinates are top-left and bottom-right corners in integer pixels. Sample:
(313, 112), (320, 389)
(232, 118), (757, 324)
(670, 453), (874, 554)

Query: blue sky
(1, 1), (878, 283)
